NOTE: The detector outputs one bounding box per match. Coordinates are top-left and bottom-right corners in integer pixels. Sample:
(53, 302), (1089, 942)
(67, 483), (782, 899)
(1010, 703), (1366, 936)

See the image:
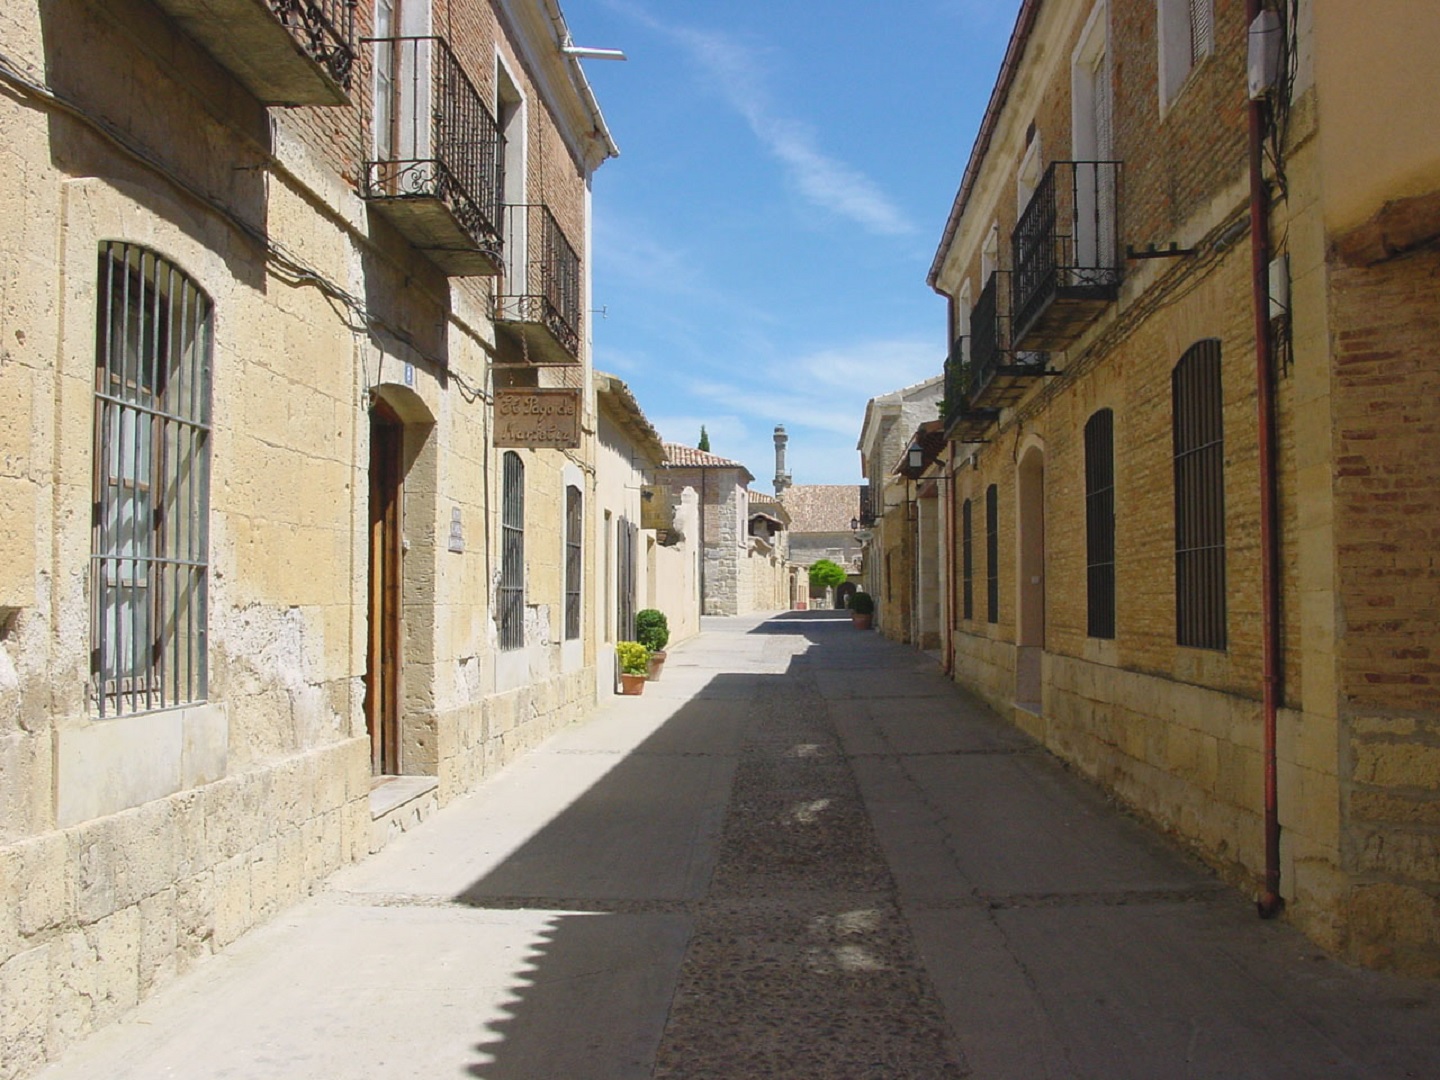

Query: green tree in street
(698, 426), (710, 452)
(808, 559), (848, 591)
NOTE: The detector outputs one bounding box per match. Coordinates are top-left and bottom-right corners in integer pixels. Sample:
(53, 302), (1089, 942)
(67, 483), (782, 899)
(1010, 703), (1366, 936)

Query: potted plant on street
(635, 608), (670, 681)
(617, 641), (650, 695)
(848, 591), (875, 630)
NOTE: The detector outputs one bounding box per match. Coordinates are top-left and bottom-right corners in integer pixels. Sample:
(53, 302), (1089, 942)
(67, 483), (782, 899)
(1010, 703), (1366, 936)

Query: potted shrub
(848, 591), (875, 630)
(617, 641), (650, 695)
(635, 609), (670, 681)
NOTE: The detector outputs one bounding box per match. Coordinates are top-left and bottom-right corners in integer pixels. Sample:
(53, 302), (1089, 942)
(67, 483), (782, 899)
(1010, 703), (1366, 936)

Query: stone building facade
(0, 0), (615, 1073)
(594, 373), (700, 675)
(856, 376), (944, 640)
(927, 0), (1440, 972)
(656, 444), (792, 617)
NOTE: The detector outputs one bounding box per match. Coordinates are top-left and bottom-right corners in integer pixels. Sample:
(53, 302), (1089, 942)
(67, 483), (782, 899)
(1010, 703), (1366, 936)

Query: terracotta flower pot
(646, 650), (667, 681)
(851, 613), (873, 630)
(619, 673), (647, 695)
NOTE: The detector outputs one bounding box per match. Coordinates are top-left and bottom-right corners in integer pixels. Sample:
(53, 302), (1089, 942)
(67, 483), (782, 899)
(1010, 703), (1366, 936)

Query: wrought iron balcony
(496, 204), (583, 363)
(968, 272), (1050, 410)
(1012, 160), (1122, 351)
(943, 337), (999, 443)
(149, 0), (355, 104)
(363, 36), (504, 276)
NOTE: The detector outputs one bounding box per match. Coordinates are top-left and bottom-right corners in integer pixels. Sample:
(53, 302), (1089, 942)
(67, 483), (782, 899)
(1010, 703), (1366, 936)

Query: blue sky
(567, 1), (1020, 487)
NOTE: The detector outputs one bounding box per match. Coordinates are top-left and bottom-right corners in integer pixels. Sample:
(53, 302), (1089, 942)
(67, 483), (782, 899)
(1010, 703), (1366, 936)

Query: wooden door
(366, 402), (404, 776)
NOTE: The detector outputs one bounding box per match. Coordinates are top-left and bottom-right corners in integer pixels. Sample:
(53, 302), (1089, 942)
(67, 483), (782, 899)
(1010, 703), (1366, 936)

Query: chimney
(773, 425), (791, 496)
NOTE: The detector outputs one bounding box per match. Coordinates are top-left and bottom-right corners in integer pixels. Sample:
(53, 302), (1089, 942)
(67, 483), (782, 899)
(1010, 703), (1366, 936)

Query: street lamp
(907, 443), (925, 471)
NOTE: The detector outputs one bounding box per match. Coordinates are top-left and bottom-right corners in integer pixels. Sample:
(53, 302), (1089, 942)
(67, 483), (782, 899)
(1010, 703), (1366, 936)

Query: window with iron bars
(500, 452), (525, 650)
(92, 242), (212, 718)
(961, 498), (974, 621)
(1173, 340), (1226, 650)
(565, 484), (582, 640)
(1085, 408), (1117, 639)
(986, 484), (999, 624)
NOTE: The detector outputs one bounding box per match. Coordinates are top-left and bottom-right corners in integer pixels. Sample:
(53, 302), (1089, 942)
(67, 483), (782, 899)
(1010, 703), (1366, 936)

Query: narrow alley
(35, 613), (1440, 1079)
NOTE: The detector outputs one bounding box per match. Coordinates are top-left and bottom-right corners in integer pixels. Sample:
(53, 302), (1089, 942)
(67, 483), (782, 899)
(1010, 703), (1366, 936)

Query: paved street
(34, 612), (1440, 1079)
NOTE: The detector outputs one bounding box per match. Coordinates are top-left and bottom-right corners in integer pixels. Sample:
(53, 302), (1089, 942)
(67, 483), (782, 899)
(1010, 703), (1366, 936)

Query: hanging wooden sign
(493, 388), (582, 449)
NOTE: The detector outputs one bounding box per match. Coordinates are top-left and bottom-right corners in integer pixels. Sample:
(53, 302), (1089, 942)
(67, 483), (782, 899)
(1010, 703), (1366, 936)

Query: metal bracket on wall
(1126, 242), (1197, 260)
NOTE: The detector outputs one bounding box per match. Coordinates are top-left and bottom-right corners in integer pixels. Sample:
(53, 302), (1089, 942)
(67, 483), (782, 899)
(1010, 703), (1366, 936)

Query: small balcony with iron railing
(942, 337), (1000, 443)
(363, 36), (504, 276)
(1011, 160), (1122, 352)
(968, 271), (1050, 410)
(495, 204), (583, 364)
(149, 0), (356, 104)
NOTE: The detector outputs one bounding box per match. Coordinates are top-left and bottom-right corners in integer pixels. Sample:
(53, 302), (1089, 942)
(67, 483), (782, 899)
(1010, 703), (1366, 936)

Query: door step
(368, 775), (439, 854)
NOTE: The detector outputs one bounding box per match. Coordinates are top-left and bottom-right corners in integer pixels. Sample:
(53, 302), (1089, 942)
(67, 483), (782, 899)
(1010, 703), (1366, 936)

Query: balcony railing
(969, 272), (1050, 410)
(1012, 160), (1121, 351)
(363, 36), (504, 276)
(496, 204), (582, 363)
(943, 337), (999, 442)
(150, 0), (356, 104)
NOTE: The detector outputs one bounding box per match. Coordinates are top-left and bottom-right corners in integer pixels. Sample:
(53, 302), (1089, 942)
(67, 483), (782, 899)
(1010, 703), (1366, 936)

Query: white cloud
(607, 3), (914, 237)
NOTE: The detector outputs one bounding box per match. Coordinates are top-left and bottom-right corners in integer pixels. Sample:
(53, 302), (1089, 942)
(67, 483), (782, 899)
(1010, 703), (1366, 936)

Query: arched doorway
(1015, 443), (1046, 709)
(365, 384), (437, 778)
(835, 581), (858, 609)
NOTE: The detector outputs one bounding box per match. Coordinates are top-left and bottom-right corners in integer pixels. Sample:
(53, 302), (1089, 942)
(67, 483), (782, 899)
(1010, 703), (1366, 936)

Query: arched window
(500, 452), (525, 650)
(1173, 340), (1225, 649)
(1085, 408), (1116, 639)
(92, 242), (212, 717)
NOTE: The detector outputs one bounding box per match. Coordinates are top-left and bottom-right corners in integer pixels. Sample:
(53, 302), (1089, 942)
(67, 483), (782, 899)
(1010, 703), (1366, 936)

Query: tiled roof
(661, 443), (753, 480)
(782, 485), (863, 533)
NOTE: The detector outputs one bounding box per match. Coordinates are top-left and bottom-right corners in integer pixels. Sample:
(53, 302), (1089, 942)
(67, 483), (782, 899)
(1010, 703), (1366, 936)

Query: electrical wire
(0, 46), (494, 406)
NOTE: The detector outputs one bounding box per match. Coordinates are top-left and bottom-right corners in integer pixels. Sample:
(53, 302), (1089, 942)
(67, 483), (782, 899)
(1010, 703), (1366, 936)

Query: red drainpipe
(1247, 0), (1283, 919)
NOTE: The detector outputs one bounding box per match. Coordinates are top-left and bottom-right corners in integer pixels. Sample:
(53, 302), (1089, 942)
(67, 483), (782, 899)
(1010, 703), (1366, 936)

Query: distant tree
(698, 425), (710, 452)
(808, 559), (848, 590)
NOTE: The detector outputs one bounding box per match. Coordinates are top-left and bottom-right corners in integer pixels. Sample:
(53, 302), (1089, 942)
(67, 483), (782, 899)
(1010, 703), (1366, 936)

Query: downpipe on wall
(1248, 0), (1284, 920)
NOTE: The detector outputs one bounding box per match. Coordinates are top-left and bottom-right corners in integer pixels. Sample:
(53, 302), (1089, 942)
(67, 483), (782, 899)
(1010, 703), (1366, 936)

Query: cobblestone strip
(650, 652), (968, 1080)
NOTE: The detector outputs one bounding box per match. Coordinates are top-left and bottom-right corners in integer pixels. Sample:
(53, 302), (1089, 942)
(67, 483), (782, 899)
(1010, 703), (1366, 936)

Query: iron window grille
(91, 243), (212, 718)
(1085, 408), (1117, 639)
(986, 484), (999, 624)
(364, 35), (505, 259)
(962, 498), (974, 621)
(1173, 340), (1226, 650)
(616, 515), (637, 642)
(500, 451), (525, 650)
(565, 485), (582, 640)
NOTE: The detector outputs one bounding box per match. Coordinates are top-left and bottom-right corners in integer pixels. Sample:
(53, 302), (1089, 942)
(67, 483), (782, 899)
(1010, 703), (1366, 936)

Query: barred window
(1173, 340), (1226, 649)
(565, 484), (582, 640)
(92, 242), (212, 717)
(616, 515), (637, 642)
(1085, 409), (1116, 639)
(961, 498), (974, 621)
(985, 484), (999, 624)
(500, 451), (525, 650)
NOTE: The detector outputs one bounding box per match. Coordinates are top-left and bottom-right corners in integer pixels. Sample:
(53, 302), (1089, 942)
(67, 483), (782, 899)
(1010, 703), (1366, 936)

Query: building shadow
(451, 668), (764, 1079)
(37, 0), (270, 291)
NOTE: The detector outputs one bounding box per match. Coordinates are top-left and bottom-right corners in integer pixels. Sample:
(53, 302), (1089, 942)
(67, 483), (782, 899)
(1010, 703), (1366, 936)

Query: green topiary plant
(617, 641), (650, 676)
(808, 559), (848, 591)
(635, 609), (670, 652)
(848, 591), (875, 615)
